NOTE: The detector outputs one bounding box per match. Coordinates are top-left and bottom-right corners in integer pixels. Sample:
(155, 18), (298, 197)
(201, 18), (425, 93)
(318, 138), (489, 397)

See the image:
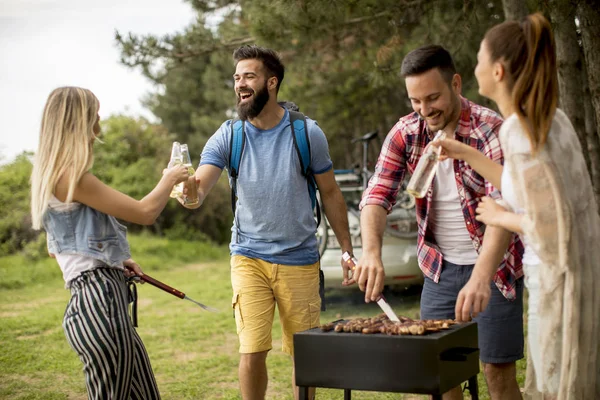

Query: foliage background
(2, 0), (598, 254)
(1, 0), (595, 398)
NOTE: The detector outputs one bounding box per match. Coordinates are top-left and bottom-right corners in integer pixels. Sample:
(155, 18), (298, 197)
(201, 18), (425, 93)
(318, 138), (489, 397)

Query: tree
(502, 0), (529, 19)
(93, 114), (174, 198)
(115, 0), (600, 224)
(94, 114), (232, 243)
(237, 0), (507, 164)
(578, 0), (600, 169)
(547, 0), (589, 171)
(583, 64), (600, 209)
(576, 0), (600, 211)
(116, 17), (241, 151)
(117, 0), (507, 168)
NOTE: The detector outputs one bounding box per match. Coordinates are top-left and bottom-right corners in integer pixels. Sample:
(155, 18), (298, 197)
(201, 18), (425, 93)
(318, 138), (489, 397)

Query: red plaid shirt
(360, 96), (524, 299)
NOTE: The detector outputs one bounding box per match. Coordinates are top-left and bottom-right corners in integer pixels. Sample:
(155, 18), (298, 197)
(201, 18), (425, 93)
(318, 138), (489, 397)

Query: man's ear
(268, 76), (278, 91)
(451, 73), (462, 95)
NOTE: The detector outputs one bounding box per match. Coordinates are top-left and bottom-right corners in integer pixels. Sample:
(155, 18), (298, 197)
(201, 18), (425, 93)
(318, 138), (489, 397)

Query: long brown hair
(484, 13), (558, 154)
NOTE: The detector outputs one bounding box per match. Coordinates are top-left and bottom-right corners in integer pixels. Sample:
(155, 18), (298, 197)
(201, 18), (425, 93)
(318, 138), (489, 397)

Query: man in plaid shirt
(353, 45), (524, 400)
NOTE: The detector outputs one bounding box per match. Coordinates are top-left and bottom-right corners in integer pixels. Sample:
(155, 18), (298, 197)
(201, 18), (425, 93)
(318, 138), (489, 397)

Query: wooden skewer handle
(140, 274), (186, 299)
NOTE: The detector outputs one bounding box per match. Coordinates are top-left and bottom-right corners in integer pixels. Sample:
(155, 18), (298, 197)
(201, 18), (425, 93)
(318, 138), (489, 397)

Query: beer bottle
(180, 144), (199, 206)
(406, 130), (446, 198)
(168, 142), (183, 198)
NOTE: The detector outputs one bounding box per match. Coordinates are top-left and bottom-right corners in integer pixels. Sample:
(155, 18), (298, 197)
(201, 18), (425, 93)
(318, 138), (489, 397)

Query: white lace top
(499, 143), (541, 266)
(500, 111), (600, 399)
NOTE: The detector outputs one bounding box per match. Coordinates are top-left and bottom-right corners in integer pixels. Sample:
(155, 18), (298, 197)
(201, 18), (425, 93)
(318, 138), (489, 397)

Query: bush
(93, 114), (233, 244)
(0, 153), (39, 257)
(0, 116), (234, 259)
(21, 232), (48, 261)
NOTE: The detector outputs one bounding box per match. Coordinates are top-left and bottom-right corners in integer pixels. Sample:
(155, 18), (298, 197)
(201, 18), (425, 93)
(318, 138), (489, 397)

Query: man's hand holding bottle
(178, 175), (201, 208)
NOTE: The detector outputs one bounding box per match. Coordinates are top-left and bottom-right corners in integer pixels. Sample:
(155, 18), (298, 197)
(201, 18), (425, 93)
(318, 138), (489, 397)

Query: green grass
(0, 234), (526, 399)
(0, 233), (226, 290)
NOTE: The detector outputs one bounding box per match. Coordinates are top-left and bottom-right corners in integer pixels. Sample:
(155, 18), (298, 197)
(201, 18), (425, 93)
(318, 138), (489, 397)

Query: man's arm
(354, 125), (407, 303)
(454, 115), (517, 320)
(455, 225), (513, 321)
(314, 170), (353, 282)
(181, 164), (223, 209)
(354, 204), (388, 302)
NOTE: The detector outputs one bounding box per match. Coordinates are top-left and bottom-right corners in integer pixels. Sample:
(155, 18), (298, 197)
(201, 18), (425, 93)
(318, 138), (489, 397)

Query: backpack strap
(227, 112), (321, 227)
(228, 118), (245, 215)
(289, 111), (321, 227)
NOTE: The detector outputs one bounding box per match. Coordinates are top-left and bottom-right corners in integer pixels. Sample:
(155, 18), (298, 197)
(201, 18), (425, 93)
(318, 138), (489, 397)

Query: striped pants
(63, 268), (160, 400)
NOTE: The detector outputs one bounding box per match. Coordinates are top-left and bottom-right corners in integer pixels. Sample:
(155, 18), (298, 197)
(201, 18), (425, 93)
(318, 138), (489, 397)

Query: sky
(0, 0), (197, 163)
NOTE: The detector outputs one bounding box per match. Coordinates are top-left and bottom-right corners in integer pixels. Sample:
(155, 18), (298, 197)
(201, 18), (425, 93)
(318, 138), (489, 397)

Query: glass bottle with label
(406, 130), (446, 198)
(180, 144), (199, 206)
(168, 142), (183, 198)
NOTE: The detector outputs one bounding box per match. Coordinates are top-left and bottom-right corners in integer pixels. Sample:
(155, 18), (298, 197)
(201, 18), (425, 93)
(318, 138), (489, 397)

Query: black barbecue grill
(294, 320), (480, 399)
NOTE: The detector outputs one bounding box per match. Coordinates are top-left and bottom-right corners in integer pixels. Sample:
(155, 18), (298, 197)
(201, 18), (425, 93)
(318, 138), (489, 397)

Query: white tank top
(48, 196), (124, 287)
(500, 157), (541, 266)
(428, 159), (479, 265)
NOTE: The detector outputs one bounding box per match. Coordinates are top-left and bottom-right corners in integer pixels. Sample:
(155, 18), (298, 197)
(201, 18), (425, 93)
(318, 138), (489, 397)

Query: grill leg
(299, 386), (309, 400)
(344, 389), (351, 400)
(432, 395), (442, 400)
(467, 375), (479, 400)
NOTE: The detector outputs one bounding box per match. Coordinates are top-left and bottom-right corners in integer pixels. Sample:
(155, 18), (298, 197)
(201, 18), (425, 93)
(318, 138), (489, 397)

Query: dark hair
(484, 13), (557, 154)
(233, 45), (285, 93)
(400, 45), (457, 84)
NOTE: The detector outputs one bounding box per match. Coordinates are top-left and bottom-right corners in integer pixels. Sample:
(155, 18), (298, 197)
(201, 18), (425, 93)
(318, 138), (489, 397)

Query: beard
(421, 97), (460, 133)
(236, 82), (270, 121)
(421, 110), (448, 132)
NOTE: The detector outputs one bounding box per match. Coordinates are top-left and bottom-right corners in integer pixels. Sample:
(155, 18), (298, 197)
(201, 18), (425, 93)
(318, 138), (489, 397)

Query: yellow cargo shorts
(230, 255), (321, 356)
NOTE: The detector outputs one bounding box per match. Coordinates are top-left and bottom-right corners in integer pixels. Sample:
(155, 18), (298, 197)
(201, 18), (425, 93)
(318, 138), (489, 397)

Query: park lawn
(0, 234), (526, 399)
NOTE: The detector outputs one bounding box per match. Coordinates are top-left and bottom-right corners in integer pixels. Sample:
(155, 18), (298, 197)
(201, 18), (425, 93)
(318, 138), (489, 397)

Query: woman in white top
(434, 13), (600, 400)
(30, 86), (189, 399)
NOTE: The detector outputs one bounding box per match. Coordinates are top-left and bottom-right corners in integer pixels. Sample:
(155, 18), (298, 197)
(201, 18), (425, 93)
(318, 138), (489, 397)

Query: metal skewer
(181, 295), (220, 312)
(138, 273), (219, 312)
(342, 251), (400, 322)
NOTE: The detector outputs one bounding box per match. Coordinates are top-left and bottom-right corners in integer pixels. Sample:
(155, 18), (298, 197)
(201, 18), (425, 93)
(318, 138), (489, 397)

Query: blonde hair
(30, 87), (100, 230)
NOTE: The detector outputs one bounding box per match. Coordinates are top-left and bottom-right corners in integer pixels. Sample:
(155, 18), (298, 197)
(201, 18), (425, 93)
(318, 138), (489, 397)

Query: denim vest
(44, 202), (131, 267)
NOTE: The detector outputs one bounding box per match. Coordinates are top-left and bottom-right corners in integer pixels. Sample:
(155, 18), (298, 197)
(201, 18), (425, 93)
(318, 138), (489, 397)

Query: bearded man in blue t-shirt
(180, 45), (352, 400)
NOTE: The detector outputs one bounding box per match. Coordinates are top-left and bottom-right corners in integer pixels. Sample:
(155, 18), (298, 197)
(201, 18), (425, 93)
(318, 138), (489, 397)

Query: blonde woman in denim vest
(30, 87), (189, 400)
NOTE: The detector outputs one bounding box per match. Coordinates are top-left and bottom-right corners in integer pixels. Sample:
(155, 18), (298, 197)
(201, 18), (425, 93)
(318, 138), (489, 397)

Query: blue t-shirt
(200, 109), (333, 265)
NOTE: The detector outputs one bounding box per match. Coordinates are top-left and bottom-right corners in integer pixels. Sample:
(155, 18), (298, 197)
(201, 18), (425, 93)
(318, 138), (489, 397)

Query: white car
(318, 203), (423, 291)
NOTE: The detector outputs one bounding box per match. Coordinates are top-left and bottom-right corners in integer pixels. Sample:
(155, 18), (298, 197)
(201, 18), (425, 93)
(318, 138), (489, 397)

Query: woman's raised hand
(431, 137), (474, 162)
(475, 196), (508, 227)
(163, 165), (189, 184)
